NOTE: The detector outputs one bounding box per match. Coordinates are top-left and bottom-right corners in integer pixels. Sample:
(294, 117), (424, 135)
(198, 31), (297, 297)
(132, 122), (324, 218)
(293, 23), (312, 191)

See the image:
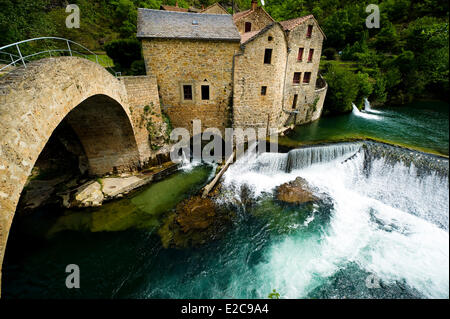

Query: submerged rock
(276, 177), (317, 204)
(158, 196), (232, 248)
(176, 196), (216, 232)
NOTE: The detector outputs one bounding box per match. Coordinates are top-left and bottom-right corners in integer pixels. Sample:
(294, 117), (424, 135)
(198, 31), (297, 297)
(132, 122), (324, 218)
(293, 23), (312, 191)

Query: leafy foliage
(104, 38), (144, 74)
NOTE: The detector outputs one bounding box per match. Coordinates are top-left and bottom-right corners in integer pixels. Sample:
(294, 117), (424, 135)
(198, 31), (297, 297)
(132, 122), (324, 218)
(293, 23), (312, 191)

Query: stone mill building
(137, 1), (328, 133)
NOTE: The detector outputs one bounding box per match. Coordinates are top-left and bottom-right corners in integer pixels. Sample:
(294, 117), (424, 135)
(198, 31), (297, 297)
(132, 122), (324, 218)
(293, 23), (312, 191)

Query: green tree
(322, 63), (359, 115)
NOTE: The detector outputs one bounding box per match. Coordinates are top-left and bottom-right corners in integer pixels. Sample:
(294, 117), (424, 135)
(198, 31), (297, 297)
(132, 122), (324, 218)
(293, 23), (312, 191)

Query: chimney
(251, 0), (258, 11)
(175, 1), (179, 7)
(201, 4), (204, 9)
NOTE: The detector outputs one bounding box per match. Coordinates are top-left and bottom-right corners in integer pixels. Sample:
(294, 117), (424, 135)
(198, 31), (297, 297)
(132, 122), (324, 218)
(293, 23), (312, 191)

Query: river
(2, 101), (449, 299)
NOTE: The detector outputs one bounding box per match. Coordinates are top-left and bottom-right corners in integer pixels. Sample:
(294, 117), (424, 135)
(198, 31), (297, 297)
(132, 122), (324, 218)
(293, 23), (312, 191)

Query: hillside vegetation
(0, 0), (448, 114)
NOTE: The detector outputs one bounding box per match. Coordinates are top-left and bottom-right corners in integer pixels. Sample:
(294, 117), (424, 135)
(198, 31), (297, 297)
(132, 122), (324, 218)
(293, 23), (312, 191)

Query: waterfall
(223, 141), (449, 231)
(286, 142), (362, 172)
(352, 102), (382, 120)
(222, 141), (449, 298)
(364, 98), (383, 114)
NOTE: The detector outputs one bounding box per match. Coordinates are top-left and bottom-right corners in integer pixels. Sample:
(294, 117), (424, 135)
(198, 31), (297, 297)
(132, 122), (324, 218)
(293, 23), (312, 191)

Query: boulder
(70, 181), (104, 207)
(276, 177), (317, 204)
(158, 196), (232, 248)
(176, 196), (216, 232)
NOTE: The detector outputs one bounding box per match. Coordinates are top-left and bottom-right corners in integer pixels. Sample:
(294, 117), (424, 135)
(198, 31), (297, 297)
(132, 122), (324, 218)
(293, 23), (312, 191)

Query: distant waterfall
(352, 102), (382, 120)
(364, 98), (383, 114)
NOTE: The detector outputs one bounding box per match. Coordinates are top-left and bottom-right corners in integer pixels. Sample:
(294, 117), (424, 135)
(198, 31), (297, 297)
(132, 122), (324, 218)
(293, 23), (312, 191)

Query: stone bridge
(0, 57), (161, 293)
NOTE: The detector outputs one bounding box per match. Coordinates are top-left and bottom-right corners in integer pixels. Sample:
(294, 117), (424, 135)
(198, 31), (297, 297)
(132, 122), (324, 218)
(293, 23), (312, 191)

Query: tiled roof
(160, 5), (188, 12)
(233, 6), (274, 23)
(240, 30), (259, 44)
(279, 15), (313, 31)
(137, 9), (241, 41)
(189, 6), (201, 13)
(280, 14), (326, 38)
(233, 9), (251, 21)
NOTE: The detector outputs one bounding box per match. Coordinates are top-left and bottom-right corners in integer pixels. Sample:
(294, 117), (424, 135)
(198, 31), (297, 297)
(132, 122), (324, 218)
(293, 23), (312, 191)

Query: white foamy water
(364, 98), (384, 114)
(353, 102), (383, 120)
(222, 142), (449, 298)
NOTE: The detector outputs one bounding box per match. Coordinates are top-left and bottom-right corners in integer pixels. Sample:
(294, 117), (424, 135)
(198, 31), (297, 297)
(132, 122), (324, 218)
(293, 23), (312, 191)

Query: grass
(86, 54), (114, 68)
(320, 59), (359, 72)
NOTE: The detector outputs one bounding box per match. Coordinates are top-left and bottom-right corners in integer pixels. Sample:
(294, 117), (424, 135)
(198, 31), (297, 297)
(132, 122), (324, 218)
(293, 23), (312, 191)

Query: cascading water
(352, 102), (382, 120)
(364, 98), (383, 114)
(221, 142), (449, 298)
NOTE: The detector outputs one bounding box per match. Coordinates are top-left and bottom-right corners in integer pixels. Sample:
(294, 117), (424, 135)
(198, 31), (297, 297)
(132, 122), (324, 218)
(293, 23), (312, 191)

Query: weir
(224, 141), (449, 230)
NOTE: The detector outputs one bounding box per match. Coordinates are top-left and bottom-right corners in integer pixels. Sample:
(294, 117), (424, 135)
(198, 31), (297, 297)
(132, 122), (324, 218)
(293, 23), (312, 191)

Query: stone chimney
(175, 1), (179, 7)
(251, 0), (258, 11)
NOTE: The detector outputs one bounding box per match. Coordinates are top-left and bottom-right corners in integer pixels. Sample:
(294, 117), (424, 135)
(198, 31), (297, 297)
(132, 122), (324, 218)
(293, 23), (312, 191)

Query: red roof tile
(279, 15), (313, 31)
(160, 5), (188, 12)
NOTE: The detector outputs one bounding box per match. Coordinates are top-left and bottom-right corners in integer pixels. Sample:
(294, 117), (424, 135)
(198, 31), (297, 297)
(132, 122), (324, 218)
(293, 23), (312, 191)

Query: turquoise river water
(2, 101), (449, 299)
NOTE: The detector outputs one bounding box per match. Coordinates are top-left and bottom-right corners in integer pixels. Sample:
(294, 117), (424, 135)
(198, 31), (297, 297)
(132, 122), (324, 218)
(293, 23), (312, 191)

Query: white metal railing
(0, 37), (117, 76)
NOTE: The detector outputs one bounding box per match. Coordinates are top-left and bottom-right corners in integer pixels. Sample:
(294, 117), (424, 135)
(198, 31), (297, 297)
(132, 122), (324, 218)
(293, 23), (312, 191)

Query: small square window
(303, 72), (311, 84)
(183, 85), (193, 100)
(261, 86), (267, 96)
(268, 36), (273, 41)
(201, 85), (210, 100)
(264, 49), (273, 64)
(293, 72), (301, 84)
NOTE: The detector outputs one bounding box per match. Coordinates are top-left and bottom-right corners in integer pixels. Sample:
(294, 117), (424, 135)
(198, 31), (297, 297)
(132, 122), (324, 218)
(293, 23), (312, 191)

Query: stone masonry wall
(119, 75), (163, 161)
(234, 7), (274, 33)
(142, 38), (240, 134)
(202, 4), (228, 14)
(233, 24), (287, 131)
(284, 17), (324, 125)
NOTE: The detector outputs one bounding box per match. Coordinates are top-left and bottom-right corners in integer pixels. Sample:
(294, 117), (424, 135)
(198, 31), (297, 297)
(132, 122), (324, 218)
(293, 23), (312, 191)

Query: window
(297, 48), (304, 61)
(308, 49), (314, 62)
(183, 85), (193, 100)
(293, 72), (301, 84)
(201, 85), (210, 100)
(264, 49), (273, 64)
(292, 94), (298, 109)
(303, 72), (311, 84)
(245, 22), (252, 33)
(268, 36), (273, 41)
(261, 86), (267, 96)
(306, 25), (313, 38)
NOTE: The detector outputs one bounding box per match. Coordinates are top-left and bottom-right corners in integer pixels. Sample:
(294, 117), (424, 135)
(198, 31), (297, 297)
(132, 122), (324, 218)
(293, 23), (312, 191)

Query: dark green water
(279, 101), (449, 156)
(2, 102), (449, 299)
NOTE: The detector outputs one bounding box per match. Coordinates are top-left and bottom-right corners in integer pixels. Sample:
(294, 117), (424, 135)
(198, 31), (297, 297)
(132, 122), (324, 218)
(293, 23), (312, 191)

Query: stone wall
(234, 7), (274, 33)
(119, 75), (163, 160)
(233, 24), (287, 131)
(142, 38), (240, 134)
(283, 17), (324, 125)
(202, 4), (228, 14)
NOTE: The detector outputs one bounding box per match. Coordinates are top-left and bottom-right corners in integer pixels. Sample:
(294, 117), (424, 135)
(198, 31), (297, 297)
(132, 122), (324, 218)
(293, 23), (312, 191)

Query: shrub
(323, 47), (337, 60)
(104, 39), (142, 70)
